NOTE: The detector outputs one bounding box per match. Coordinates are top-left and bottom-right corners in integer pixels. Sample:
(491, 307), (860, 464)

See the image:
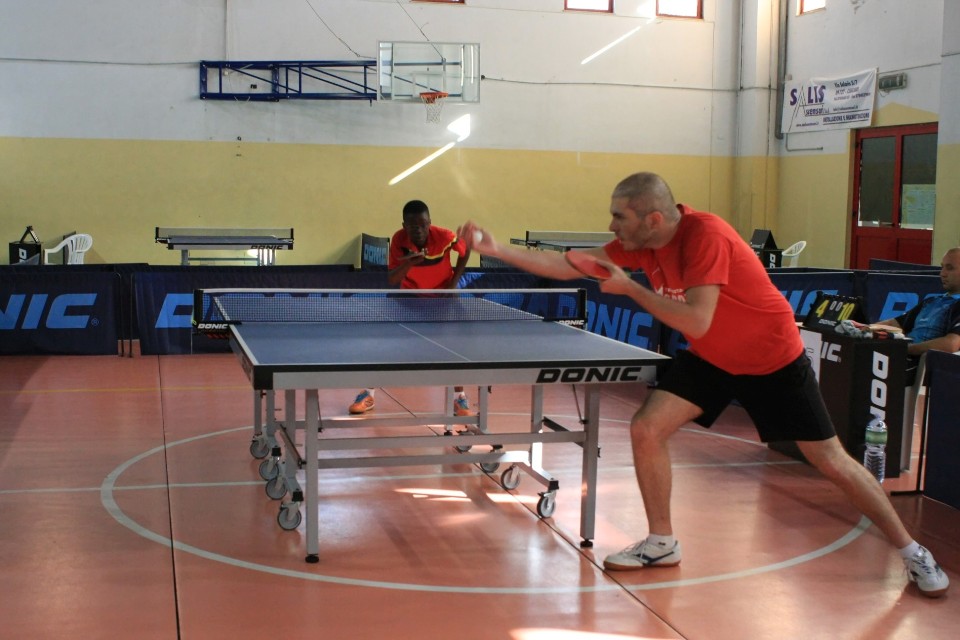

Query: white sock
(647, 533), (675, 548)
(899, 541), (921, 559)
(365, 388), (375, 398)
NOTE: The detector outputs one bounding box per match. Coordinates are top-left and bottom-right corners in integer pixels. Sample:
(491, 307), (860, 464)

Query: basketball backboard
(378, 41), (480, 103)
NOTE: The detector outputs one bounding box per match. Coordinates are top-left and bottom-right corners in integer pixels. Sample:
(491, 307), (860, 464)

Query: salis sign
(782, 68), (877, 134)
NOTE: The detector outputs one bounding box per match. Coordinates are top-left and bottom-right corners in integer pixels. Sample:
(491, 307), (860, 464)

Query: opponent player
(459, 172), (949, 598)
(349, 199), (473, 417)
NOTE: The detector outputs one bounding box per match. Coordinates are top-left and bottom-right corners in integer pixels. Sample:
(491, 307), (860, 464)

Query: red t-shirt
(604, 205), (803, 375)
(389, 225), (467, 290)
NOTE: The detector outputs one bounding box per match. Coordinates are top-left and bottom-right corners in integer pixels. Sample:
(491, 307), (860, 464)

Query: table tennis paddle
(419, 239), (459, 261)
(565, 250), (612, 280)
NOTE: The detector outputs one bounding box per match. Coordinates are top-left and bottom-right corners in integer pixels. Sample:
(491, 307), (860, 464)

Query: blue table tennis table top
(231, 318), (667, 391)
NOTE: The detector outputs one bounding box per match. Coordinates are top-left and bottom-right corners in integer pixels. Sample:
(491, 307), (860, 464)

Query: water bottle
(863, 417), (887, 483)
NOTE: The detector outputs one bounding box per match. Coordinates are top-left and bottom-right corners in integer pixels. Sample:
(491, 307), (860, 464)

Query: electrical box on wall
(878, 73), (907, 91)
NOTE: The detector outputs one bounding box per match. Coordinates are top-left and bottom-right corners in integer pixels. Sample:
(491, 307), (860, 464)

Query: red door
(850, 123), (937, 269)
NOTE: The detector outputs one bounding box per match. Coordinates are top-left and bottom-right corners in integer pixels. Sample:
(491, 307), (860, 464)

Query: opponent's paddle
(565, 250), (612, 280)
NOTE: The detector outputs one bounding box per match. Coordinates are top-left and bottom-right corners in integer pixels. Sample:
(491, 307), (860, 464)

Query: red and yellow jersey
(389, 225), (467, 290)
(604, 205), (803, 375)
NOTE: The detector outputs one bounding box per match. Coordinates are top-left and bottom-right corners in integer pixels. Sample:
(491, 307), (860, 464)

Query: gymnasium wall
(772, 0), (955, 267)
(935, 143), (960, 256)
(933, 0), (960, 256)
(1, 1), (954, 267)
(0, 138), (732, 266)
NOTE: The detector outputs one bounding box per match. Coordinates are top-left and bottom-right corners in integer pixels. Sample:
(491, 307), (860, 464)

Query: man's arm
(600, 270), (720, 340)
(876, 300), (922, 332)
(873, 318), (903, 330)
(446, 248), (471, 289)
(460, 221), (721, 339)
(458, 222), (592, 281)
(876, 299), (960, 356)
(907, 332), (960, 357)
(387, 252), (424, 286)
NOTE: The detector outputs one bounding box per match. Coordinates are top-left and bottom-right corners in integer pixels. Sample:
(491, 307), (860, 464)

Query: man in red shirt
(349, 199), (472, 416)
(459, 172), (948, 598)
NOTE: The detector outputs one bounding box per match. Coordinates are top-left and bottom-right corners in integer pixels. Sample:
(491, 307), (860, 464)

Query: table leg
(579, 384), (600, 547)
(478, 385), (489, 433)
(529, 386), (544, 471)
(249, 390), (269, 459)
(304, 389), (320, 563)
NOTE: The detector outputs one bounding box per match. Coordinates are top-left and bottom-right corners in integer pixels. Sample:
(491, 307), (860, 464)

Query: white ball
(472, 230), (483, 246)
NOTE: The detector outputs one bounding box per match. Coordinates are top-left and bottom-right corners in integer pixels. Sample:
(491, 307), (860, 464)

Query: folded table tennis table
(194, 288), (668, 563)
(510, 230), (615, 252)
(155, 226), (294, 265)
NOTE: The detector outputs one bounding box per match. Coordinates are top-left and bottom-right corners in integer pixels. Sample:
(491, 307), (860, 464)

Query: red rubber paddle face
(565, 250), (612, 280)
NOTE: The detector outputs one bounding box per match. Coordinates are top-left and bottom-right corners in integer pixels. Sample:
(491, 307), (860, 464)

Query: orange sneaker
(453, 394), (472, 417)
(349, 390), (375, 414)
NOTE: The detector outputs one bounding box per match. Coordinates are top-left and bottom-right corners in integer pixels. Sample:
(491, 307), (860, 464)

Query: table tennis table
(194, 288), (668, 563)
(155, 226), (294, 266)
(510, 230), (615, 252)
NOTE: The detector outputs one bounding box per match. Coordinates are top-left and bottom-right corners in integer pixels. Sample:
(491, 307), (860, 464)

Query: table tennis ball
(472, 230), (483, 246)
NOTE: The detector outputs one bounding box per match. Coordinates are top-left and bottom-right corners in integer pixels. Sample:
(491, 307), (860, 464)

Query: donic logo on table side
(536, 367), (646, 383)
(0, 293), (98, 330)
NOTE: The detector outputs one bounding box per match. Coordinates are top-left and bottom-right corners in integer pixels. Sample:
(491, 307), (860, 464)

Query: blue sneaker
(349, 390), (375, 414)
(453, 394), (472, 417)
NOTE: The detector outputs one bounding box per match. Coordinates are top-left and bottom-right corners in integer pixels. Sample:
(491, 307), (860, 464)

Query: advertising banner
(924, 351), (960, 510)
(360, 234), (389, 270)
(0, 272), (119, 354)
(782, 68), (877, 133)
(133, 266), (366, 355)
(861, 272), (943, 323)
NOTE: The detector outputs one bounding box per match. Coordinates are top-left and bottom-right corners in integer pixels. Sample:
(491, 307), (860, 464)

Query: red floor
(1, 351), (957, 639)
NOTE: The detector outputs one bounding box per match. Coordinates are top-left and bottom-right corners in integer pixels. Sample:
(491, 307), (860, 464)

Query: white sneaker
(905, 546), (949, 598)
(603, 538), (681, 571)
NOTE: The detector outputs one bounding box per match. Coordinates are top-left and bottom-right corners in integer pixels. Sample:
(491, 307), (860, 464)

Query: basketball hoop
(419, 91), (448, 124)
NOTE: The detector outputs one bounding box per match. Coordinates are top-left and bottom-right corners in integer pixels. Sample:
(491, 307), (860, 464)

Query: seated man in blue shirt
(876, 247), (960, 378)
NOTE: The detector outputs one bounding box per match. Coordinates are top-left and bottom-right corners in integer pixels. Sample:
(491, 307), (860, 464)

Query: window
(565, 1), (612, 12)
(657, 0), (702, 18)
(800, 0), (826, 14)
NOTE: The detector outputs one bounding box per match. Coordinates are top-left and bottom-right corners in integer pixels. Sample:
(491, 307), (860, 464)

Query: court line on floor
(97, 422), (871, 594)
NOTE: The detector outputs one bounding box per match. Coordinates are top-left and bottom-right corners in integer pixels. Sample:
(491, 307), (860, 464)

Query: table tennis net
(193, 288), (587, 330)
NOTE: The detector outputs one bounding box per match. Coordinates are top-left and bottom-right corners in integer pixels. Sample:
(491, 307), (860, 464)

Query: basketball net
(420, 91), (448, 124)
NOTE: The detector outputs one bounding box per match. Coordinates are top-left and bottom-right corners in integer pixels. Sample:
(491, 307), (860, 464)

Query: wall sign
(782, 68), (877, 133)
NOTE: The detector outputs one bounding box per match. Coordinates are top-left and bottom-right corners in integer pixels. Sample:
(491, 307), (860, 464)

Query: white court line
(97, 422), (870, 594)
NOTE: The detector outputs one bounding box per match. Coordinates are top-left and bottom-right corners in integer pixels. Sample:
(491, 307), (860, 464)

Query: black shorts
(656, 350), (836, 443)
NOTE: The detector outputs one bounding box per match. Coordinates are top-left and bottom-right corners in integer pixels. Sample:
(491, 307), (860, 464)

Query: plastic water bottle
(863, 417), (887, 483)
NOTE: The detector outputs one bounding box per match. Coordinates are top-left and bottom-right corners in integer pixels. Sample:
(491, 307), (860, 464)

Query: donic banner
(0, 272), (119, 354)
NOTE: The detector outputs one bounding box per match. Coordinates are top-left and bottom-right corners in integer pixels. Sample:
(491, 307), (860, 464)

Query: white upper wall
(0, 0), (738, 155)
(939, 0), (960, 145)
(777, 0), (944, 154)
(0, 0), (947, 155)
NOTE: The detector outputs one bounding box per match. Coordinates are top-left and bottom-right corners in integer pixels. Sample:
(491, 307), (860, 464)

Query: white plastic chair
(781, 240), (806, 267)
(44, 233), (93, 264)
